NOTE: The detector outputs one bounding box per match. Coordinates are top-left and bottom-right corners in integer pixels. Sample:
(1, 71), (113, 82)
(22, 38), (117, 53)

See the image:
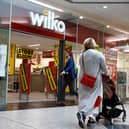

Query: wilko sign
(29, 10), (65, 33)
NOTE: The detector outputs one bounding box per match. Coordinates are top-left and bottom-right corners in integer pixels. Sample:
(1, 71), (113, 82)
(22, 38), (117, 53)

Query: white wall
(15, 58), (54, 68)
(41, 58), (54, 67)
(15, 58), (22, 68)
(117, 51), (129, 97)
(117, 52), (129, 69)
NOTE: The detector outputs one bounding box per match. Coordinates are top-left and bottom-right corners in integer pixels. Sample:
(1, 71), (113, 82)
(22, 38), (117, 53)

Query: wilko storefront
(2, 0), (78, 103)
(1, 0), (129, 107)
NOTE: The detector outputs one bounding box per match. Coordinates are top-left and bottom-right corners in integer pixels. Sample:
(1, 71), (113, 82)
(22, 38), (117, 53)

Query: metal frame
(65, 0), (129, 4)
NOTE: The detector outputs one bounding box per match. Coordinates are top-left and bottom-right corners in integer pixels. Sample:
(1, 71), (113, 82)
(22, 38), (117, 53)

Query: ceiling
(38, 0), (129, 37)
(11, 31), (83, 52)
(3, 0), (129, 36)
(11, 31), (59, 51)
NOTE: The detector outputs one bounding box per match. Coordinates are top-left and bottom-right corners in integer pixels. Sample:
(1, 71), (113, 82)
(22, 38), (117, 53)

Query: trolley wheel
(96, 115), (100, 122)
(110, 119), (113, 125)
(122, 116), (126, 122)
(122, 112), (126, 122)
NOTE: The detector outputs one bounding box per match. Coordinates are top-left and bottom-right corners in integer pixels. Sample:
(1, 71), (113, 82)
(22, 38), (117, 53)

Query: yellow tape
(45, 67), (57, 91)
(65, 85), (70, 93)
(54, 56), (58, 66)
(20, 65), (28, 91)
(9, 44), (16, 75)
(46, 68), (54, 91)
(48, 67), (56, 90)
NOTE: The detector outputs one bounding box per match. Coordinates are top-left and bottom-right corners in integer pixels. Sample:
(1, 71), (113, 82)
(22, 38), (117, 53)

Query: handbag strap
(81, 53), (99, 78)
(82, 54), (85, 71)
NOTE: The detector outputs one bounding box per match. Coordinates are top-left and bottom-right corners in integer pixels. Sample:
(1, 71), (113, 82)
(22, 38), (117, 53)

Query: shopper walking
(59, 50), (78, 105)
(76, 38), (107, 128)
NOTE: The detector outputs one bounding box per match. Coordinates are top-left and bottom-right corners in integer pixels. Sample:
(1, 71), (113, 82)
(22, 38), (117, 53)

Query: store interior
(8, 31), (83, 103)
(7, 29), (129, 103)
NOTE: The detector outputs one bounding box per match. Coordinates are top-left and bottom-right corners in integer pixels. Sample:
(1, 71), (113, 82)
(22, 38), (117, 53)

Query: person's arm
(60, 57), (74, 75)
(64, 57), (74, 72)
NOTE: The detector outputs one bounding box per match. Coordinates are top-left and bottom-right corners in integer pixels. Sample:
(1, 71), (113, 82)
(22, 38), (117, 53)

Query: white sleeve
(100, 54), (107, 73)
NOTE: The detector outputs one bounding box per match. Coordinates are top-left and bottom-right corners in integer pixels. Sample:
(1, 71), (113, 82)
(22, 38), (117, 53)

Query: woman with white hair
(76, 38), (107, 128)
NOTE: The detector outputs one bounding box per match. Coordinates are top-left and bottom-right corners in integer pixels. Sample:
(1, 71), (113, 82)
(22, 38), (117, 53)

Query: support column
(57, 40), (65, 102)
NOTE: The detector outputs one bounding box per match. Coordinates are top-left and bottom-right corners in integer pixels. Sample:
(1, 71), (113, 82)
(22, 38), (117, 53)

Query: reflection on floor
(6, 92), (77, 111)
(6, 100), (76, 111)
(7, 92), (76, 103)
(7, 92), (56, 103)
(0, 104), (128, 129)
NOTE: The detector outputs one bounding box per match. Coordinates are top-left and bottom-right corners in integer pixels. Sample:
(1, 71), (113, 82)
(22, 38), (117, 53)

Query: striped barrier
(20, 65), (28, 92)
(45, 67), (57, 91)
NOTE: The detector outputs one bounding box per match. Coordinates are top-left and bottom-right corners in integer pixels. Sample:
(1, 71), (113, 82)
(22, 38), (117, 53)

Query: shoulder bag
(80, 54), (99, 88)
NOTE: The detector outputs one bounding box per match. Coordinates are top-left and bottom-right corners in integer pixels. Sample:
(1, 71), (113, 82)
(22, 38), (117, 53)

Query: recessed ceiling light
(124, 49), (129, 52)
(106, 25), (110, 28)
(79, 16), (83, 19)
(28, 44), (40, 47)
(107, 37), (128, 42)
(54, 15), (60, 19)
(103, 5), (108, 9)
(111, 48), (118, 51)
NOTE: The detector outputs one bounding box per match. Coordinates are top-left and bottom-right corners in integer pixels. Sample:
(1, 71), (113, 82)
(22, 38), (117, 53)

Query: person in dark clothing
(60, 50), (78, 105)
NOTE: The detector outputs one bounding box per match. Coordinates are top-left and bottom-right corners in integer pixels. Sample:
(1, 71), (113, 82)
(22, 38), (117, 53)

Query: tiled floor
(0, 104), (128, 129)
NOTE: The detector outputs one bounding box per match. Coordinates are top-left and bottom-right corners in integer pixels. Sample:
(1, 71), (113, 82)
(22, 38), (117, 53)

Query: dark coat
(64, 57), (76, 80)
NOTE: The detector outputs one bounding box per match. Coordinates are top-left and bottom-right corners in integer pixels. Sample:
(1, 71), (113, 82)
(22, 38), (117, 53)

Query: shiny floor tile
(105, 124), (129, 129)
(0, 105), (128, 129)
(5, 100), (76, 111)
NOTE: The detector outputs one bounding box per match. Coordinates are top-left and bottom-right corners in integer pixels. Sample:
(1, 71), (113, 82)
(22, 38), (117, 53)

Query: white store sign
(29, 10), (65, 33)
(0, 44), (7, 77)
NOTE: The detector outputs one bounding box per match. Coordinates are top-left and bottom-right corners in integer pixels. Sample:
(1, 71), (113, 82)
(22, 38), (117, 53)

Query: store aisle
(0, 105), (128, 129)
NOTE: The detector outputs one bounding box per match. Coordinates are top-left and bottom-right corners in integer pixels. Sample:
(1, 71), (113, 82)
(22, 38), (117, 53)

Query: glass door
(0, 0), (12, 108)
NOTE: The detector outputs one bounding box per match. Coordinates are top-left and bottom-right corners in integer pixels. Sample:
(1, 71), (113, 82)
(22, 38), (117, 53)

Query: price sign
(17, 48), (33, 59)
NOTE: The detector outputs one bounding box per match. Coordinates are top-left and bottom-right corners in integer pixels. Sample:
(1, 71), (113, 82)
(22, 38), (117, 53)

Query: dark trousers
(61, 78), (78, 101)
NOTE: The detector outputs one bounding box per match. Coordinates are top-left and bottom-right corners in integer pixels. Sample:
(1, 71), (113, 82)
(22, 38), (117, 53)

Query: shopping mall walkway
(0, 104), (128, 129)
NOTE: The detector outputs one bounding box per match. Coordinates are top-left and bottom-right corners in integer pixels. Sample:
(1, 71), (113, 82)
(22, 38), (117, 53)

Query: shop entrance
(7, 31), (81, 103)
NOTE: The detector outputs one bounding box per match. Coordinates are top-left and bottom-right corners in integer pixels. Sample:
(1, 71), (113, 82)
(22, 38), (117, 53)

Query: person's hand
(60, 71), (65, 76)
